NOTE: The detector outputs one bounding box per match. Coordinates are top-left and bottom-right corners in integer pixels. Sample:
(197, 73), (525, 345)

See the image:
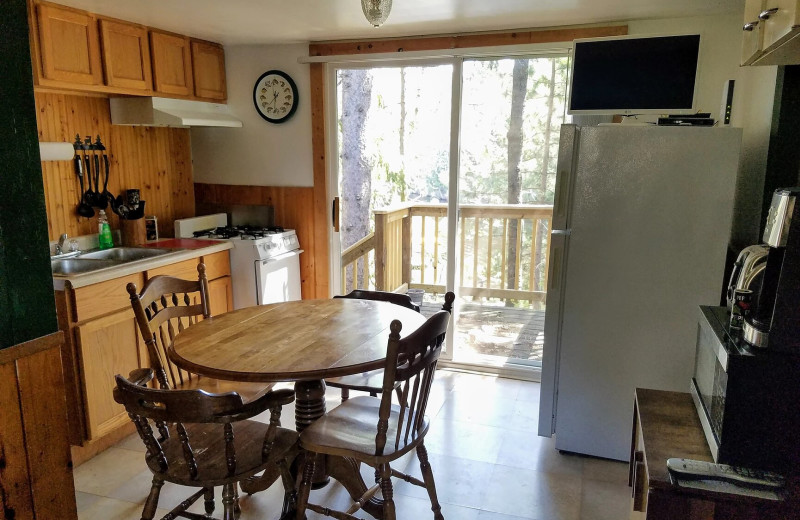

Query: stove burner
(193, 225), (286, 240)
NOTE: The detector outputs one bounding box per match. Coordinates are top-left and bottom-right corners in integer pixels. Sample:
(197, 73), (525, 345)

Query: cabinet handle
(743, 20), (760, 31)
(759, 7), (779, 20)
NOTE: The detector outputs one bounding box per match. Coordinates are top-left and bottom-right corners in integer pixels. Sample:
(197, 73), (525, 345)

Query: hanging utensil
(74, 135), (94, 218)
(93, 139), (101, 207)
(94, 136), (110, 209)
(82, 136), (96, 207)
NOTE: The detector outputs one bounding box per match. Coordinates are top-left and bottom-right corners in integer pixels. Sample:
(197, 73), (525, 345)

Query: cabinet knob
(759, 7), (779, 20)
(743, 20), (760, 31)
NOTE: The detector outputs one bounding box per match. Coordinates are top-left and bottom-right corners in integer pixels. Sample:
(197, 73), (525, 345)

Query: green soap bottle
(98, 210), (114, 249)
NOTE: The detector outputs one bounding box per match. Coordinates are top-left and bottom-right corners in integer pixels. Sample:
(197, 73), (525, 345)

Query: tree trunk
(534, 59), (557, 294)
(506, 59), (528, 299)
(340, 69), (373, 291)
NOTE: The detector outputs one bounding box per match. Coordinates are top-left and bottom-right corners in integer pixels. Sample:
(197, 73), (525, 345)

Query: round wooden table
(170, 298), (426, 518)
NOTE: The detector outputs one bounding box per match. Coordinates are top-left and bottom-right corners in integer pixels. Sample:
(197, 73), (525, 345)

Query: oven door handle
(260, 249), (304, 263)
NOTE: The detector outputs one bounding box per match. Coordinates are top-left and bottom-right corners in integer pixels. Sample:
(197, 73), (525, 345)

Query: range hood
(110, 97), (242, 128)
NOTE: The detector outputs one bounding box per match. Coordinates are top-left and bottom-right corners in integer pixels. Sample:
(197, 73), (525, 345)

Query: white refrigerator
(537, 124), (742, 461)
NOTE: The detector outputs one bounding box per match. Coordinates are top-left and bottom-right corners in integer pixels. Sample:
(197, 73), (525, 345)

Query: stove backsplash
(195, 203), (275, 228)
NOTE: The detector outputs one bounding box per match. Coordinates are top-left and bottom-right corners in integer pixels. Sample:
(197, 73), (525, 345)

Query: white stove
(174, 213), (302, 309)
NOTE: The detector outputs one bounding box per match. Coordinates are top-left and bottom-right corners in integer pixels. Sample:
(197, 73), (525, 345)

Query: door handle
(332, 197), (340, 232)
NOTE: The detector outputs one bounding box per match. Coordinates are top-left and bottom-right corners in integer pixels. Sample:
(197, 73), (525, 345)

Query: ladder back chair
(127, 263), (274, 403)
(114, 368), (297, 520)
(295, 291), (455, 520)
(328, 289), (421, 401)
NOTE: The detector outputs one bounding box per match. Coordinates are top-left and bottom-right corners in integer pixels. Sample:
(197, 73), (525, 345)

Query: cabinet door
(36, 3), (103, 85)
(742, 0), (766, 65)
(99, 18), (152, 90)
(76, 309), (140, 440)
(191, 40), (227, 100)
(150, 30), (194, 96)
(761, 0), (800, 51)
(208, 276), (233, 317)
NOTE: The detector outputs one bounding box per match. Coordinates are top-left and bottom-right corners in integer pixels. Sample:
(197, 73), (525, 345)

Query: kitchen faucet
(53, 234), (79, 257)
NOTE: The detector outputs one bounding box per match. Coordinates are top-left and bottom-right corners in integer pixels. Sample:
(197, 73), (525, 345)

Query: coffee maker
(743, 188), (800, 351)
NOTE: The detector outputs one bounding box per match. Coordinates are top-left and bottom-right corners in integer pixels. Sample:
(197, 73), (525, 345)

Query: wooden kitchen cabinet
(98, 18), (152, 91)
(34, 2), (103, 86)
(149, 29), (194, 96)
(75, 308), (141, 440)
(742, 0), (800, 66)
(191, 39), (227, 100)
(208, 276), (233, 317)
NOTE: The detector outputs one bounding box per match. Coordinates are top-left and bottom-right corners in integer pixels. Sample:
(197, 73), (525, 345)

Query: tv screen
(568, 34), (701, 115)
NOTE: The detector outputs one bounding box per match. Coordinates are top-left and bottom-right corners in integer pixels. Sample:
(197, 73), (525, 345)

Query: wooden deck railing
(340, 203), (553, 305)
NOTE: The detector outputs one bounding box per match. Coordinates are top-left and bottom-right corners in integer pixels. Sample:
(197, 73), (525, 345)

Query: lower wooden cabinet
(208, 276), (233, 317)
(76, 308), (141, 439)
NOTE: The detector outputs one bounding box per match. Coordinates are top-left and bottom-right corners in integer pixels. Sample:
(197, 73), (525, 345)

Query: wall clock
(253, 70), (298, 124)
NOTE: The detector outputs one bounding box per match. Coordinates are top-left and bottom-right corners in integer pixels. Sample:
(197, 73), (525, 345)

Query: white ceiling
(57, 0), (743, 45)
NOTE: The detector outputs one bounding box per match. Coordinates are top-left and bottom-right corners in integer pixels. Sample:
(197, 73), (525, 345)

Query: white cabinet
(742, 0), (800, 66)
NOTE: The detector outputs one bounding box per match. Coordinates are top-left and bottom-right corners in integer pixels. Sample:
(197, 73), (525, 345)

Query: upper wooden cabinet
(742, 0), (800, 66)
(35, 2), (103, 85)
(191, 40), (227, 101)
(149, 30), (194, 97)
(99, 18), (152, 91)
(29, 1), (227, 101)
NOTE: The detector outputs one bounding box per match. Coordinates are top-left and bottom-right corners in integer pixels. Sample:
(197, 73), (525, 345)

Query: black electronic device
(569, 34), (701, 115)
(658, 117), (715, 126)
(666, 458), (784, 488)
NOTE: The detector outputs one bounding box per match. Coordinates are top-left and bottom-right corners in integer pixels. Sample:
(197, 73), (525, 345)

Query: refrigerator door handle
(548, 244), (563, 292)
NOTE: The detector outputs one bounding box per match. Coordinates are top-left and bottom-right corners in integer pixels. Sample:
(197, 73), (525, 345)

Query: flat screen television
(568, 34), (701, 115)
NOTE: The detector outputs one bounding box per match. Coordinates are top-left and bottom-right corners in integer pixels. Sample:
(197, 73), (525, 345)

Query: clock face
(253, 70), (298, 124)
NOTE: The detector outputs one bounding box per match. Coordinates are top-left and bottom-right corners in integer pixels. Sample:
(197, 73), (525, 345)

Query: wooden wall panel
(35, 91), (194, 241)
(194, 183), (319, 299)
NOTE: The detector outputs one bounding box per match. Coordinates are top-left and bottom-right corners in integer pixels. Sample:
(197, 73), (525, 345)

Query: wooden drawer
(72, 272), (144, 322)
(147, 258), (200, 281)
(201, 250), (231, 280)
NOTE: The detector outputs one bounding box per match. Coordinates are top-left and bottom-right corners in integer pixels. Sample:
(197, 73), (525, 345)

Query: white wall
(191, 43), (314, 187)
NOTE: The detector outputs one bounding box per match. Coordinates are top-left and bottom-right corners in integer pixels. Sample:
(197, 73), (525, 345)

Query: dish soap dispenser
(98, 209), (113, 249)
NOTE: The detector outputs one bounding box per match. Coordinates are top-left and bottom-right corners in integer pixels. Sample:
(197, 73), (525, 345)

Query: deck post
(402, 212), (412, 287)
(375, 212), (387, 291)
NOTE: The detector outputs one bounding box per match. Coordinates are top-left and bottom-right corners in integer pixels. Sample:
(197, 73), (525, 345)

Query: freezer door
(538, 231), (570, 437)
(551, 124), (579, 231)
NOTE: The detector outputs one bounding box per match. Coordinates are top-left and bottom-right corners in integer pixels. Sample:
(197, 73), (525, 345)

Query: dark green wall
(0, 0), (58, 348)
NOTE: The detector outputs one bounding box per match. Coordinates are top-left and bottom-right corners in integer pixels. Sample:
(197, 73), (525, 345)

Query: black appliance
(691, 306), (800, 473)
(743, 188), (800, 351)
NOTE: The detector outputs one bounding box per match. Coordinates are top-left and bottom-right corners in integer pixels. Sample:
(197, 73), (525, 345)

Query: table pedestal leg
(295, 379), (329, 488)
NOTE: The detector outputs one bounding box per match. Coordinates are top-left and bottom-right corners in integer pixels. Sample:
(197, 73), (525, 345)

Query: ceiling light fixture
(361, 0), (392, 27)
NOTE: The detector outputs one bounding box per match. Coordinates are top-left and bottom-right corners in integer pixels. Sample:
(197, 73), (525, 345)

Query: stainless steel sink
(51, 258), (119, 275)
(51, 247), (179, 276)
(78, 247), (175, 262)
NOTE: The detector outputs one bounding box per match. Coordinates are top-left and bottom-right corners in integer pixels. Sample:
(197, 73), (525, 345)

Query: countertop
(51, 239), (232, 290)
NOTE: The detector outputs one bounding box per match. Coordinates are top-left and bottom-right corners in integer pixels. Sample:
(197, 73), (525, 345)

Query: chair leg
(234, 484), (242, 519)
(341, 387), (350, 402)
(295, 452), (317, 520)
(203, 487), (215, 515)
(417, 443), (444, 520)
(222, 483), (237, 520)
(379, 463), (396, 520)
(140, 477), (164, 520)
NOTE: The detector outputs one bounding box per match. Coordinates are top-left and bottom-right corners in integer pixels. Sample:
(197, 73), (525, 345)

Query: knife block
(121, 218), (146, 247)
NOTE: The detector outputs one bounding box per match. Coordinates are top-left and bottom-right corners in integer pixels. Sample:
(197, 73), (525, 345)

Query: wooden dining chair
(328, 289), (421, 402)
(127, 263), (274, 403)
(295, 291), (455, 520)
(114, 368), (297, 520)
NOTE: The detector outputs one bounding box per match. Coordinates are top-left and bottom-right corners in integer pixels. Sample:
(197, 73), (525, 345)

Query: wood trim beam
(310, 62), (330, 298)
(309, 25), (628, 57)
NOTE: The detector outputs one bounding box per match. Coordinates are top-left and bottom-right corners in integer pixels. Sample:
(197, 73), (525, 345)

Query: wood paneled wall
(194, 183), (321, 299)
(35, 92), (195, 241)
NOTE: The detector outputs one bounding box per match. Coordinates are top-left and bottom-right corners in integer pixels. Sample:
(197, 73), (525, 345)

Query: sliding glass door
(328, 53), (568, 372)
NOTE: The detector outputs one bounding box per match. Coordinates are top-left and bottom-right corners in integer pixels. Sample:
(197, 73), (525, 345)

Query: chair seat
(148, 420), (296, 487)
(175, 377), (274, 404)
(299, 396), (429, 464)
(325, 370), (387, 393)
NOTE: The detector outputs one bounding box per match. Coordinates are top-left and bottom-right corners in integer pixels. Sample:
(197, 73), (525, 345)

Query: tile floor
(74, 370), (632, 519)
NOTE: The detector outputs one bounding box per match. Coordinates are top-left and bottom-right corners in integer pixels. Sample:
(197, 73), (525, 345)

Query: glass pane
(335, 64), (452, 314)
(455, 56), (569, 366)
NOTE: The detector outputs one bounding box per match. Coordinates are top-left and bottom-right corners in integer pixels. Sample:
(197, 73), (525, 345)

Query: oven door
(255, 250), (303, 304)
